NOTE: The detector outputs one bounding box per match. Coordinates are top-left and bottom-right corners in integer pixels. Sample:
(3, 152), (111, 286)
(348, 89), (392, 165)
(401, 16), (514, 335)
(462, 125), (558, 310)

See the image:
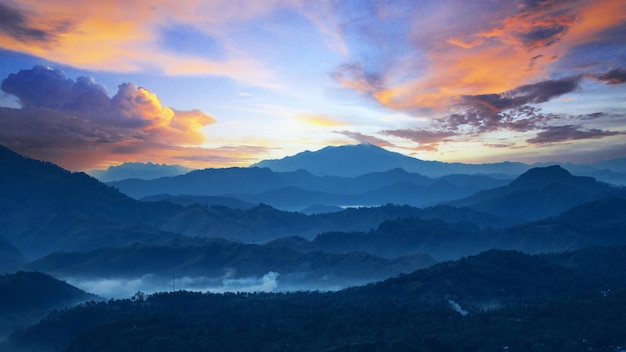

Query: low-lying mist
(65, 271), (367, 299)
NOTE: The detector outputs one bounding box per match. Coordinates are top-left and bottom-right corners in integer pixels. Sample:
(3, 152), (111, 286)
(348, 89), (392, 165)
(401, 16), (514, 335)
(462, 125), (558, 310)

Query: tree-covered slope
(8, 250), (626, 352)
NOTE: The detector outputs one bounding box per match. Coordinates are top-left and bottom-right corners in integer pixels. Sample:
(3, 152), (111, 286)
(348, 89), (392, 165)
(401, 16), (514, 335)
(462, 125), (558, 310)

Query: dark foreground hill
(0, 238), (25, 272)
(8, 250), (626, 352)
(0, 145), (183, 258)
(349, 250), (607, 309)
(0, 271), (99, 316)
(0, 271), (101, 338)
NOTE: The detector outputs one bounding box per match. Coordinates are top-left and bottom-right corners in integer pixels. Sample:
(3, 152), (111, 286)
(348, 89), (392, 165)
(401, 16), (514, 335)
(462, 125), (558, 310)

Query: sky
(0, 0), (625, 171)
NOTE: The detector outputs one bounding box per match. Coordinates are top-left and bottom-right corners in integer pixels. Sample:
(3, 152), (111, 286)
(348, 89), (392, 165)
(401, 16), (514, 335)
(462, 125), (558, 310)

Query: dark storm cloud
(384, 72), (620, 150)
(460, 76), (582, 113)
(0, 3), (50, 42)
(594, 68), (626, 85)
(428, 77), (582, 135)
(526, 125), (623, 144)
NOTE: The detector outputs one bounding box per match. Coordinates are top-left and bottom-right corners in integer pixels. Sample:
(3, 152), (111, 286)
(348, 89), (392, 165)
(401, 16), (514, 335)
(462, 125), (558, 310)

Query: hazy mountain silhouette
(273, 217), (489, 260)
(253, 143), (530, 177)
(23, 240), (437, 290)
(0, 145), (513, 258)
(109, 165), (507, 210)
(87, 162), (192, 182)
(298, 204), (344, 215)
(448, 165), (626, 221)
(109, 167), (289, 198)
(252, 143), (626, 185)
(555, 196), (626, 226)
(141, 194), (256, 209)
(158, 203), (513, 244)
(272, 195), (626, 261)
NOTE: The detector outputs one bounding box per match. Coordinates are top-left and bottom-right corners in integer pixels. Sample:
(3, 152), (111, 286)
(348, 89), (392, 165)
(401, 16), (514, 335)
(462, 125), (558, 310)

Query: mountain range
(3, 143), (626, 261)
(253, 143), (626, 184)
(109, 166), (511, 211)
(2, 142), (626, 351)
(87, 162), (191, 182)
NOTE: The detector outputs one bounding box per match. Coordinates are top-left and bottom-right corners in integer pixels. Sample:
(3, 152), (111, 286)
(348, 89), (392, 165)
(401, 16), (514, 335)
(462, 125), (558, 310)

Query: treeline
(8, 249), (626, 352)
(9, 288), (626, 352)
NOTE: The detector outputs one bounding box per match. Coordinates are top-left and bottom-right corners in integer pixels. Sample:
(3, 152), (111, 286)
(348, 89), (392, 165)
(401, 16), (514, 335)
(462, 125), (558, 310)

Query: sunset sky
(0, 0), (625, 171)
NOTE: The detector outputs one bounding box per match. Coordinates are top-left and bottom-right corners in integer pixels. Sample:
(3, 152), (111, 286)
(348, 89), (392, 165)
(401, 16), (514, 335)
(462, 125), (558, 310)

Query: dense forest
(6, 249), (626, 351)
(8, 281), (626, 351)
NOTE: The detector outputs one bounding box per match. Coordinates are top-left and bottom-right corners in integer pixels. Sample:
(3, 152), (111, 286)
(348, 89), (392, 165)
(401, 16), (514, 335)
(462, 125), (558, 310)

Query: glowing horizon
(1, 0), (625, 171)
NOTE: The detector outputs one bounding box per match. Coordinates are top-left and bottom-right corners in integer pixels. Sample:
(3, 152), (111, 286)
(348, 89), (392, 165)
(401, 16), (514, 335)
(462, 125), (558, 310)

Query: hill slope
(449, 165), (625, 221)
(350, 250), (607, 310)
(9, 250), (626, 352)
(0, 271), (100, 316)
(0, 145), (182, 257)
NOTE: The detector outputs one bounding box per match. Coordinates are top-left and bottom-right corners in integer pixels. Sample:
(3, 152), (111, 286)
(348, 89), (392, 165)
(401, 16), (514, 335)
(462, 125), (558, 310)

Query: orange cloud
(296, 114), (346, 128)
(343, 0), (625, 116)
(0, 66), (218, 170)
(0, 0), (278, 84)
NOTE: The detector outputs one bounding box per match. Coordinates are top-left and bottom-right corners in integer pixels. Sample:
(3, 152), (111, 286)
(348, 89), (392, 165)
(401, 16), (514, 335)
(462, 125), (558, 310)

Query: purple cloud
(459, 76), (582, 113)
(594, 68), (626, 85)
(526, 125), (623, 144)
(0, 4), (50, 43)
(1, 65), (110, 111)
(0, 66), (216, 170)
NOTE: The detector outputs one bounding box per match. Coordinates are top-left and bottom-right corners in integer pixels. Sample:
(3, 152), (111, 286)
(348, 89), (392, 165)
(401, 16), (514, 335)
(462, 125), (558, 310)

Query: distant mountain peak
(509, 165), (574, 190)
(87, 162), (192, 182)
(252, 144), (418, 177)
(252, 144), (531, 178)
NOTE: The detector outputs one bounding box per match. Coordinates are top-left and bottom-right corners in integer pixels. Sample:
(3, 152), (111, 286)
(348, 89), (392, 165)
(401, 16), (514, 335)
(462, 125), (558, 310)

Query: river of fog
(65, 272), (366, 299)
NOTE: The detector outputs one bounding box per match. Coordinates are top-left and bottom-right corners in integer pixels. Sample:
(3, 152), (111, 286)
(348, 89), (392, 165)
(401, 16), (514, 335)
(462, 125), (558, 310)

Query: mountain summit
(253, 144), (529, 177)
(450, 165), (625, 221)
(509, 165), (573, 189)
(253, 144), (422, 177)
